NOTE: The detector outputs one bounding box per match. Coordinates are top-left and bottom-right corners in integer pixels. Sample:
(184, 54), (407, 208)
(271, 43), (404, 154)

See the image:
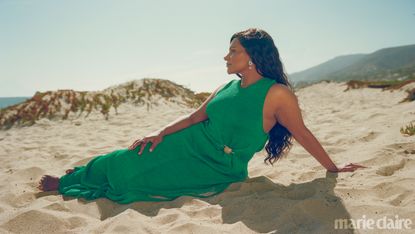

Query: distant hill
(289, 44), (415, 87)
(0, 78), (210, 129)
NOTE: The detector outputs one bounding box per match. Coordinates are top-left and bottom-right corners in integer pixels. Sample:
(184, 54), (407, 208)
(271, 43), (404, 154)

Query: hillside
(0, 78), (210, 129)
(289, 44), (415, 87)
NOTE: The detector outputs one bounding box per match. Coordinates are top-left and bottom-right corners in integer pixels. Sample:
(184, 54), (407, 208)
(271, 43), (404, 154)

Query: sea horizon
(0, 97), (31, 109)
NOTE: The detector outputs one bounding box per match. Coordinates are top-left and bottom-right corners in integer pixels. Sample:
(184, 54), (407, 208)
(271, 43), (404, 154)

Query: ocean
(0, 97), (31, 109)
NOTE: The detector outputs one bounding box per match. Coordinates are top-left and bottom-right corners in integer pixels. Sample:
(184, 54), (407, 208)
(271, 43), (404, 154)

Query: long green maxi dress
(58, 77), (276, 204)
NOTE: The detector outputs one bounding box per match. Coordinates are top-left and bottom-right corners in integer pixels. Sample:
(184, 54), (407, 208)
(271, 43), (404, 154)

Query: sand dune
(0, 80), (414, 233)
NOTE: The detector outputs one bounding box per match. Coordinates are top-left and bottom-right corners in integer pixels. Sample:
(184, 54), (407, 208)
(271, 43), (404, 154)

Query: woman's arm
(129, 83), (227, 153)
(289, 127), (338, 172)
(270, 85), (365, 173)
(157, 83), (226, 137)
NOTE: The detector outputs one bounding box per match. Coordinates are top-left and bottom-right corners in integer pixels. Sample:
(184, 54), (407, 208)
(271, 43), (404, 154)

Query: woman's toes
(37, 175), (59, 191)
(65, 169), (74, 174)
(38, 177), (45, 187)
(37, 178), (44, 190)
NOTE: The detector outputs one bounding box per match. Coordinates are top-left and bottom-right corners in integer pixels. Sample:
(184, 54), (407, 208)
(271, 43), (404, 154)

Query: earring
(248, 60), (253, 70)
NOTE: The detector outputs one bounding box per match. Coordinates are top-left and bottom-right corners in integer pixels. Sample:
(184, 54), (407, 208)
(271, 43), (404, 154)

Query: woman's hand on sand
(128, 131), (164, 155)
(328, 163), (367, 173)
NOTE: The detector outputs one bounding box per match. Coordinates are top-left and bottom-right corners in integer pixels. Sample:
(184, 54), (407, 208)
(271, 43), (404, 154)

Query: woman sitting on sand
(38, 28), (366, 204)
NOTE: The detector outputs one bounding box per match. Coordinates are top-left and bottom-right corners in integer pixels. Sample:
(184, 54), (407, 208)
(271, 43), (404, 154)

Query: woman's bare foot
(66, 169), (75, 174)
(37, 175), (60, 191)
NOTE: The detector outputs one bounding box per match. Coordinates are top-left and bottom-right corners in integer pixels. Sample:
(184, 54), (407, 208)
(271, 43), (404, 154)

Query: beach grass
(400, 122), (415, 136)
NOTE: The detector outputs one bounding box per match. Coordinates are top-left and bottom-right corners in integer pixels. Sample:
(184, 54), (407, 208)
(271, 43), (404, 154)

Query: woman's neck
(240, 74), (263, 88)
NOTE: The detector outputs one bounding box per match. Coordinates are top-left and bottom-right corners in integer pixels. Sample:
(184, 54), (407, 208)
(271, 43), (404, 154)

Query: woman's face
(223, 38), (251, 74)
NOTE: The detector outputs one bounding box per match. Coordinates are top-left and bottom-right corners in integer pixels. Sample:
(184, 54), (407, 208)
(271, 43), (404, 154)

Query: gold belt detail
(223, 145), (234, 155)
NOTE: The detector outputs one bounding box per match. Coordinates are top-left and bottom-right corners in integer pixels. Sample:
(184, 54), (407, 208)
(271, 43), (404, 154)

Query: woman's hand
(328, 163), (367, 173)
(128, 131), (164, 155)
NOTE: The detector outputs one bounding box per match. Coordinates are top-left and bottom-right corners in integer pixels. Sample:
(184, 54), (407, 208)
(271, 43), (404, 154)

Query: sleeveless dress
(58, 77), (276, 204)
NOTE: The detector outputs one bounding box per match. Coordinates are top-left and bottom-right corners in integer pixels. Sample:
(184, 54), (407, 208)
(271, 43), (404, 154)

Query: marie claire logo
(334, 215), (412, 230)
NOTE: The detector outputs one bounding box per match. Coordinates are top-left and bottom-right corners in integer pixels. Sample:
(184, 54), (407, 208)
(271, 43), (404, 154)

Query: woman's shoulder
(268, 82), (297, 101)
(269, 82), (291, 92)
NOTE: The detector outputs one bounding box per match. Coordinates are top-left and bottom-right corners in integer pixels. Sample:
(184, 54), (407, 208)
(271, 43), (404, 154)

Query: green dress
(58, 77), (276, 204)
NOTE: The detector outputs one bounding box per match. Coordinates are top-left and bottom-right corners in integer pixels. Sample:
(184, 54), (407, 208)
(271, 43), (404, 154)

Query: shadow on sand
(37, 171), (354, 233)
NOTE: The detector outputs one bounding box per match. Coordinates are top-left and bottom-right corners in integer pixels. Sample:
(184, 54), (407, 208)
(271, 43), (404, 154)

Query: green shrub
(400, 122), (415, 136)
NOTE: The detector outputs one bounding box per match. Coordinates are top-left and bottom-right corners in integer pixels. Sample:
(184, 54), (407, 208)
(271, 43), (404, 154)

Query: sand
(0, 81), (414, 233)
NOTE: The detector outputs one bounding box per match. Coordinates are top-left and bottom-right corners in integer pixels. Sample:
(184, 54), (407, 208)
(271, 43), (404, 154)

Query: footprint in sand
(157, 213), (182, 225)
(67, 216), (88, 230)
(388, 191), (411, 206)
(367, 112), (386, 119)
(363, 142), (415, 166)
(385, 142), (415, 155)
(338, 113), (354, 120)
(43, 202), (71, 212)
(376, 159), (407, 176)
(360, 131), (381, 142)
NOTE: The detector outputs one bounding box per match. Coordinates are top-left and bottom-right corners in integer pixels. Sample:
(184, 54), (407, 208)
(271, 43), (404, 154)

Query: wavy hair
(230, 28), (294, 166)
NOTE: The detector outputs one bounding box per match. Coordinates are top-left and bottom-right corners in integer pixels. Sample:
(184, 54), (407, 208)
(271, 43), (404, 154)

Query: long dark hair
(231, 28), (294, 166)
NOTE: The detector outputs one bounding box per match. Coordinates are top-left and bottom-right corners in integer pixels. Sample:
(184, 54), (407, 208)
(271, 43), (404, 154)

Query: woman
(38, 28), (365, 204)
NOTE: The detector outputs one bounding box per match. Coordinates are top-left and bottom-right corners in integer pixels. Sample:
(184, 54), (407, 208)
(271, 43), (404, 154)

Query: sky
(0, 0), (414, 97)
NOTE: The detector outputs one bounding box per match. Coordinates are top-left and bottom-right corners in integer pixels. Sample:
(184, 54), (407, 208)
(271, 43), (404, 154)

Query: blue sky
(0, 0), (414, 97)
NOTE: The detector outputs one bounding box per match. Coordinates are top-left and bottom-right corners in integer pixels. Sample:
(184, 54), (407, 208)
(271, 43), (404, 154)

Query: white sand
(0, 81), (414, 233)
